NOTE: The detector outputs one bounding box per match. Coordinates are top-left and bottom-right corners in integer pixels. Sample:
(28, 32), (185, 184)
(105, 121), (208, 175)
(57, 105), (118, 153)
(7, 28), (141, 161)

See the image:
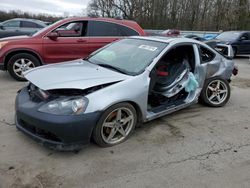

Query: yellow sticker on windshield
(139, 45), (158, 51)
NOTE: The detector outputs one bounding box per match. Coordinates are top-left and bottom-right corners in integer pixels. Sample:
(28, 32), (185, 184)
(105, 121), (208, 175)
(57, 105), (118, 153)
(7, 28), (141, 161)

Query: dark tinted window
(200, 46), (215, 63)
(118, 25), (139, 36)
(21, 21), (38, 28)
(3, 21), (20, 27)
(87, 21), (121, 36)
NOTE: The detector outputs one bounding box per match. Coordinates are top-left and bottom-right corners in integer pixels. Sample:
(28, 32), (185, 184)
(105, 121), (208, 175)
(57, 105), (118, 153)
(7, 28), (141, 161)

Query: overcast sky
(0, 0), (91, 16)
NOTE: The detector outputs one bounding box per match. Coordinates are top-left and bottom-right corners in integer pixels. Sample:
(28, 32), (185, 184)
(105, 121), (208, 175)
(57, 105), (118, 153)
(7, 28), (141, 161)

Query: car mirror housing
(0, 24), (4, 30)
(239, 36), (247, 41)
(47, 32), (59, 40)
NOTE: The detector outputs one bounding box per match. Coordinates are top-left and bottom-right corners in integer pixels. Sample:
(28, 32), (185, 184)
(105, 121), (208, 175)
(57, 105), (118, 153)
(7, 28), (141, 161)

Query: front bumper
(15, 87), (101, 151)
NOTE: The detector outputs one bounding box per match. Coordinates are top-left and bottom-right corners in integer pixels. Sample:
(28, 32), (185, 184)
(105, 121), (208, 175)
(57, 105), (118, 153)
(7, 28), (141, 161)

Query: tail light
(232, 66), (238, 76)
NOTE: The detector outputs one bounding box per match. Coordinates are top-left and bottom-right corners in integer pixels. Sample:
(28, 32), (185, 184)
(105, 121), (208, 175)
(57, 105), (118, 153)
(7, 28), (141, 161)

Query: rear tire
(7, 53), (40, 81)
(199, 77), (230, 107)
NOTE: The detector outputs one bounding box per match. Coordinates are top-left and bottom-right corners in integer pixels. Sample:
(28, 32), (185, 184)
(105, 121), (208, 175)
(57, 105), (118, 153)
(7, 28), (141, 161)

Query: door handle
(76, 39), (87, 43)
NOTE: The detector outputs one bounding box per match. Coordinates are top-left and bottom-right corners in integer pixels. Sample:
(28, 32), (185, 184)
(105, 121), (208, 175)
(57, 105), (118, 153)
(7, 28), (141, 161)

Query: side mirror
(0, 23), (4, 30)
(47, 32), (59, 40)
(240, 36), (247, 41)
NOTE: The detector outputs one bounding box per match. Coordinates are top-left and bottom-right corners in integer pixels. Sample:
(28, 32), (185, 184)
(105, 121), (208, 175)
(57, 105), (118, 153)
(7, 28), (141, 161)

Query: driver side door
(237, 33), (250, 54)
(42, 21), (89, 64)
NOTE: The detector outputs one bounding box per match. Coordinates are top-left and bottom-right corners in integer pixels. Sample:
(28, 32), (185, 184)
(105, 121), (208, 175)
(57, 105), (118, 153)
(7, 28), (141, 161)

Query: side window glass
(54, 22), (85, 37)
(87, 21), (121, 36)
(3, 21), (20, 27)
(118, 25), (139, 36)
(243, 33), (249, 40)
(200, 46), (215, 63)
(35, 24), (44, 28)
(21, 21), (37, 28)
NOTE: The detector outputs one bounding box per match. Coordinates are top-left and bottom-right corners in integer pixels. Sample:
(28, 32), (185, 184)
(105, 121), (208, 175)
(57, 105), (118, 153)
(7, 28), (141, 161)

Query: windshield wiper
(97, 64), (128, 75)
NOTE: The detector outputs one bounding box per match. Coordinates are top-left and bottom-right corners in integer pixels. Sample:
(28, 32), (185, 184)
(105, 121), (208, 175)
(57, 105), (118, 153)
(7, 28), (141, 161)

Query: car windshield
(87, 38), (167, 76)
(216, 32), (241, 40)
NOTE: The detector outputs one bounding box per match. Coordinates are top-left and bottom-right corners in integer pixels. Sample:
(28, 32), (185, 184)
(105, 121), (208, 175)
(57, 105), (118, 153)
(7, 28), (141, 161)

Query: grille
(19, 119), (62, 142)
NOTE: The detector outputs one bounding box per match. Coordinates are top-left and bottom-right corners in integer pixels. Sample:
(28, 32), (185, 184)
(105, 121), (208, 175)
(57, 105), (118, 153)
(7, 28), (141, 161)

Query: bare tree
(87, 0), (250, 30)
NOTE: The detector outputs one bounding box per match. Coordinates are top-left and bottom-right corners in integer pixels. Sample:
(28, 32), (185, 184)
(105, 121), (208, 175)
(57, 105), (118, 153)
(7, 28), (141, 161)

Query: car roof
(33, 17), (145, 37)
(221, 31), (250, 33)
(130, 36), (202, 44)
(4, 18), (46, 26)
(61, 17), (139, 26)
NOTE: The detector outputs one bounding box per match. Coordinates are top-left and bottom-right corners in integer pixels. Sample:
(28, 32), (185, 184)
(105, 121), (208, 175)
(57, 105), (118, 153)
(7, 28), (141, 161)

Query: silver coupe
(15, 36), (238, 150)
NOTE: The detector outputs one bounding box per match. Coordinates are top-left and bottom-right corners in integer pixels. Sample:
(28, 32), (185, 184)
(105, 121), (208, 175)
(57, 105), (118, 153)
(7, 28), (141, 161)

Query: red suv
(0, 17), (145, 80)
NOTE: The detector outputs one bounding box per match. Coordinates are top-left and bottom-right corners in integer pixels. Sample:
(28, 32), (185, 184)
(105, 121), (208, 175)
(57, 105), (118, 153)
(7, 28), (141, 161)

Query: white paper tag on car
(139, 45), (158, 51)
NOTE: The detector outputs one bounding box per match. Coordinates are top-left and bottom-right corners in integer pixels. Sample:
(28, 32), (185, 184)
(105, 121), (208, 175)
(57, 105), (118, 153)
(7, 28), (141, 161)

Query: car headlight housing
(0, 41), (8, 49)
(38, 97), (88, 115)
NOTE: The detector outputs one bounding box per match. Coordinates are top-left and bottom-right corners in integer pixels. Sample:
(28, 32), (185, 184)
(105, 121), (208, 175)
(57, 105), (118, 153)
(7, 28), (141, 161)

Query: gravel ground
(0, 56), (250, 188)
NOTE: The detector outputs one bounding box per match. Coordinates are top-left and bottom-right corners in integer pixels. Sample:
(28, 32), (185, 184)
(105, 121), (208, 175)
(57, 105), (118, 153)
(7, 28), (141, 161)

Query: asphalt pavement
(0, 56), (250, 188)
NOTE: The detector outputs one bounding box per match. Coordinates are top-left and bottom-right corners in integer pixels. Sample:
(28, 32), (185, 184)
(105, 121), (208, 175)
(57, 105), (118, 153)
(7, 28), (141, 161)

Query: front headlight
(0, 41), (9, 49)
(38, 97), (88, 115)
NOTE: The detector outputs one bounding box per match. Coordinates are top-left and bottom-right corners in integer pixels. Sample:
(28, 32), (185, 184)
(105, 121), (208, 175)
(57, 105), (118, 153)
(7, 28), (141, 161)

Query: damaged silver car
(15, 37), (238, 150)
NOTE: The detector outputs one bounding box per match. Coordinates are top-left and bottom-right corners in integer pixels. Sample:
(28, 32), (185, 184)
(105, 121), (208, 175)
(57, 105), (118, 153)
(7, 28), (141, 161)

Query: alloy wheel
(101, 107), (135, 145)
(206, 80), (228, 105)
(13, 58), (35, 78)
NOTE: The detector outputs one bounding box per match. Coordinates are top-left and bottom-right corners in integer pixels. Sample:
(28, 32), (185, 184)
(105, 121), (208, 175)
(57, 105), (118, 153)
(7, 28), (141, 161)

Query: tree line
(87, 0), (250, 31)
(0, 10), (62, 23)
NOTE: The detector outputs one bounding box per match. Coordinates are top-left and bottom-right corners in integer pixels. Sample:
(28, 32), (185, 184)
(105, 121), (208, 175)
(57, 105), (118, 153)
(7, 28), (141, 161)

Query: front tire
(93, 103), (137, 147)
(199, 77), (230, 107)
(7, 53), (40, 81)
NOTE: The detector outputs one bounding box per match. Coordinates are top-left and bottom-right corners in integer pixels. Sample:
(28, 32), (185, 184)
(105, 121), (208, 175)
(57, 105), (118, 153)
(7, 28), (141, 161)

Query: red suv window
(54, 21), (87, 37)
(87, 21), (139, 37)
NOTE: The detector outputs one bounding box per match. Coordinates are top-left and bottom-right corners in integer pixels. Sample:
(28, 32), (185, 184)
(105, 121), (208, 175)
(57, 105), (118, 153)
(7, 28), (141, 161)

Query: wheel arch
(97, 100), (143, 126)
(125, 101), (143, 126)
(4, 49), (44, 70)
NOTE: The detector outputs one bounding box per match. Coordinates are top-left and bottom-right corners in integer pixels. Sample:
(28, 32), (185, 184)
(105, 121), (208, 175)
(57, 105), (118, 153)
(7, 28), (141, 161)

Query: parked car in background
(0, 18), (47, 38)
(215, 31), (250, 56)
(43, 21), (52, 26)
(203, 34), (218, 40)
(161, 29), (180, 37)
(184, 34), (206, 41)
(0, 17), (145, 81)
(15, 37), (237, 150)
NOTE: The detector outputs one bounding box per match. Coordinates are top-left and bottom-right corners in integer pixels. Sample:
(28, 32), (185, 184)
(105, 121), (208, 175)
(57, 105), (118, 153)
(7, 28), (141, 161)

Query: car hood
(24, 59), (130, 91)
(0, 35), (31, 42)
